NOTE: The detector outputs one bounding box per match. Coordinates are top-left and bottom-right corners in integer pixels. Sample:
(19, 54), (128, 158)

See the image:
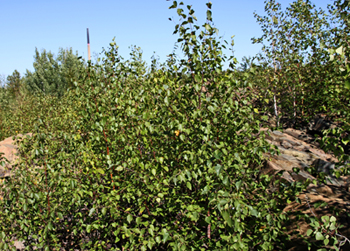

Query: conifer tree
(6, 70), (22, 99)
(25, 48), (85, 97)
(57, 47), (85, 91)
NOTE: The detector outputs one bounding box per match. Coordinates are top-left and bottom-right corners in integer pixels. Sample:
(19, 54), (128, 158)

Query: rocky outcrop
(262, 128), (349, 187)
(261, 128), (350, 249)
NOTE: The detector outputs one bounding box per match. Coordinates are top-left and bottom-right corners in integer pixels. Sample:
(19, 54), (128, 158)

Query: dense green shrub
(0, 1), (349, 250)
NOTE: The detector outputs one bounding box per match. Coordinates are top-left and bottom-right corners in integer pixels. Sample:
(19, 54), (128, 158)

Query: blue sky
(1, 0), (333, 78)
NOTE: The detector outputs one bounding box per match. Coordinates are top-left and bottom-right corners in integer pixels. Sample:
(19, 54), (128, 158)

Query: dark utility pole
(87, 28), (91, 61)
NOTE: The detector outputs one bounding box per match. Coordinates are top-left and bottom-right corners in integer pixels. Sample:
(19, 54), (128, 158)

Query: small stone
(272, 130), (284, 136)
(281, 140), (293, 149)
(293, 145), (306, 151)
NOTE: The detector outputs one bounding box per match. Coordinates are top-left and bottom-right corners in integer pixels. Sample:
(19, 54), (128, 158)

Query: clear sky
(1, 0), (333, 78)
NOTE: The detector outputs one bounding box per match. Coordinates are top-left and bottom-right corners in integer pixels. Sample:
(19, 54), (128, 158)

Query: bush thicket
(0, 0), (349, 250)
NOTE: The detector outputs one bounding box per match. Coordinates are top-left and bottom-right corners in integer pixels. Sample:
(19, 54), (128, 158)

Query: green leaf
(250, 207), (258, 217)
(221, 210), (233, 227)
(330, 216), (336, 222)
(34, 193), (40, 200)
(162, 232), (170, 243)
(273, 16), (278, 25)
(148, 227), (154, 236)
(215, 164), (222, 175)
(169, 1), (177, 9)
(206, 10), (212, 21)
(315, 232), (324, 240)
(148, 240), (154, 250)
(127, 214), (133, 224)
(194, 74), (201, 83)
(222, 175), (229, 185)
(89, 207), (95, 216)
(95, 168), (105, 174)
(321, 215), (329, 223)
(235, 180), (242, 191)
(47, 221), (53, 230)
(324, 238), (329, 246)
(86, 225), (91, 233)
(180, 134), (185, 141)
(336, 45), (344, 55)
(344, 80), (350, 89)
(219, 199), (228, 206)
(102, 207), (107, 216)
(208, 106), (215, 113)
(306, 229), (313, 236)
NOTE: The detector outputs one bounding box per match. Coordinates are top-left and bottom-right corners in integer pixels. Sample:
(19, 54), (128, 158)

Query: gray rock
(262, 127), (346, 188)
(313, 158), (335, 175)
(309, 117), (337, 134)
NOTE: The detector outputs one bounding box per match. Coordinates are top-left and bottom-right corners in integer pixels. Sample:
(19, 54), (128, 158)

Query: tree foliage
(25, 47), (85, 97)
(0, 0), (349, 250)
(6, 70), (23, 99)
